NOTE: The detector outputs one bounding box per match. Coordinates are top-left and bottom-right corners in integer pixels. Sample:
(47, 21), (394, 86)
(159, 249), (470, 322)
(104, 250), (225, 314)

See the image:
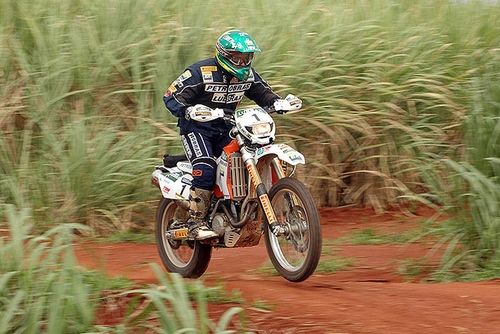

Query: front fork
(238, 137), (286, 236)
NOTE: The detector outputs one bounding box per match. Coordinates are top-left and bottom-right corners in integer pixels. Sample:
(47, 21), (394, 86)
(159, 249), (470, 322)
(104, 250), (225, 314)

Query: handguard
(186, 104), (225, 122)
(273, 94), (302, 113)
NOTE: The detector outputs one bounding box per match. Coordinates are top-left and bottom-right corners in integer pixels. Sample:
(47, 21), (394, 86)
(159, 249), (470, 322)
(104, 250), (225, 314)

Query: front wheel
(155, 198), (212, 278)
(264, 177), (322, 282)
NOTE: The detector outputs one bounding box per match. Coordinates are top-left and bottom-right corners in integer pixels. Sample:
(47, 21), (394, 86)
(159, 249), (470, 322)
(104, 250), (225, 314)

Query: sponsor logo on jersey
(205, 84), (227, 92)
(200, 66), (217, 83)
(202, 72), (213, 83)
(188, 133), (203, 157)
(169, 70), (192, 90)
(211, 92), (244, 104)
(205, 83), (252, 93)
(181, 135), (193, 159)
(200, 66), (217, 72)
(164, 84), (177, 97)
(228, 83), (251, 92)
(178, 70), (192, 81)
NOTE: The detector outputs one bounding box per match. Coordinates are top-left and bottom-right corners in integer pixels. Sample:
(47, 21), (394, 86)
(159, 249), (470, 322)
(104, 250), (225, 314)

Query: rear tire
(155, 198), (212, 278)
(263, 177), (322, 282)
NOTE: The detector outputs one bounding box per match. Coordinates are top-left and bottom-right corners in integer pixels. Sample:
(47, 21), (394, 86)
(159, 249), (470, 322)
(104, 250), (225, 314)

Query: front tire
(155, 198), (212, 278)
(264, 177), (322, 282)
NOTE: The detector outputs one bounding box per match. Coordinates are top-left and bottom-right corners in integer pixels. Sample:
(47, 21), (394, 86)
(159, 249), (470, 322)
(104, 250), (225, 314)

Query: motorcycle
(151, 96), (322, 282)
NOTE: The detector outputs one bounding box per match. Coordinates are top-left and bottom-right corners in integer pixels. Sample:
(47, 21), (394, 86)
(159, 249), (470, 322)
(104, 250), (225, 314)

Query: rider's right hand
(185, 104), (225, 122)
(185, 104), (212, 121)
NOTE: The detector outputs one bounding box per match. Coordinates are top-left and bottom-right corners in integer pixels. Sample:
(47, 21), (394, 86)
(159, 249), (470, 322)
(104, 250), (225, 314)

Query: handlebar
(264, 105), (277, 114)
(221, 105), (277, 116)
(187, 103), (293, 124)
(221, 105), (279, 126)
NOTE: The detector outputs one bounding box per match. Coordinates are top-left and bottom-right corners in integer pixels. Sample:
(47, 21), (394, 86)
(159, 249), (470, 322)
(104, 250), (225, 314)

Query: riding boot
(187, 188), (217, 240)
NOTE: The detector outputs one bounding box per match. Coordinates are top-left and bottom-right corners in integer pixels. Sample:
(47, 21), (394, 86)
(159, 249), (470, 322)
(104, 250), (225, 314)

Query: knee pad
(191, 157), (217, 190)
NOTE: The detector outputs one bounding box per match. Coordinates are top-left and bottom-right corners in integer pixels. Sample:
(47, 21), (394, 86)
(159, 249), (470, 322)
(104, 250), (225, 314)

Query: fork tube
(237, 136), (278, 225)
(272, 157), (286, 179)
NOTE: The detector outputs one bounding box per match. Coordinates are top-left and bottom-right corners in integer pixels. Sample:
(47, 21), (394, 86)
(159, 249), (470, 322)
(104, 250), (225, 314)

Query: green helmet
(215, 30), (261, 81)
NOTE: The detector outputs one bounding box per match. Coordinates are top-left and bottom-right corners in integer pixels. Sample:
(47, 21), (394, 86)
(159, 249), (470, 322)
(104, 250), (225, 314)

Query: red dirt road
(76, 207), (500, 333)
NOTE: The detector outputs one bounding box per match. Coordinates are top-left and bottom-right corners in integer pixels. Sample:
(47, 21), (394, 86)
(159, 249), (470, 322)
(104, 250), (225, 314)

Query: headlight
(251, 122), (271, 136)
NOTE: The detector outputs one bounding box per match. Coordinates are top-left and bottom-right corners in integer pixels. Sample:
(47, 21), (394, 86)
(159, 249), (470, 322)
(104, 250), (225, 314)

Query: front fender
(254, 143), (305, 165)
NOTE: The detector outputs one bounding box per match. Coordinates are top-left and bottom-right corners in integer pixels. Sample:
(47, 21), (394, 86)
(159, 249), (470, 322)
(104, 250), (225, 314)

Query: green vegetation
(316, 257), (355, 274)
(397, 258), (431, 281)
(0, 0), (498, 287)
(0, 206), (100, 333)
(335, 228), (423, 245)
(96, 230), (155, 244)
(126, 265), (245, 333)
(258, 255), (353, 275)
(1, 0), (498, 221)
(0, 206), (245, 333)
(186, 281), (245, 305)
(251, 299), (274, 312)
(431, 256), (500, 282)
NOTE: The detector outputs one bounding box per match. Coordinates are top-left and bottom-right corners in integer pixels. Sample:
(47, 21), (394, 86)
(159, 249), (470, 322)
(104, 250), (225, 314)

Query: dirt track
(76, 207), (500, 333)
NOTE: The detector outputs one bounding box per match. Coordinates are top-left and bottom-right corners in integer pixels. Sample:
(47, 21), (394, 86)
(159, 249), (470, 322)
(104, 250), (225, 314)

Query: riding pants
(181, 132), (232, 190)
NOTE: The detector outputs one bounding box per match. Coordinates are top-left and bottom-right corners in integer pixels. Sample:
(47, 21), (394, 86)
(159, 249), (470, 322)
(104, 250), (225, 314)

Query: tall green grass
(418, 57), (500, 277)
(0, 206), (101, 333)
(1, 0), (499, 243)
(0, 205), (244, 332)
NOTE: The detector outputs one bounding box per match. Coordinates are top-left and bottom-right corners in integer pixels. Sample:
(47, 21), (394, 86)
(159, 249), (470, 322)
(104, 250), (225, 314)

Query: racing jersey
(163, 57), (281, 136)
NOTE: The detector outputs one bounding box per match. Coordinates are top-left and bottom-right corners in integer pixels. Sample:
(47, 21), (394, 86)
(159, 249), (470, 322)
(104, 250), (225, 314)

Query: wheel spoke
(161, 203), (195, 268)
(269, 189), (310, 271)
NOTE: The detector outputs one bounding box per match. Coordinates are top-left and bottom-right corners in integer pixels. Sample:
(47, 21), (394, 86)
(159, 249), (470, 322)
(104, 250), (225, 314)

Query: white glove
(185, 104), (224, 122)
(273, 94), (302, 113)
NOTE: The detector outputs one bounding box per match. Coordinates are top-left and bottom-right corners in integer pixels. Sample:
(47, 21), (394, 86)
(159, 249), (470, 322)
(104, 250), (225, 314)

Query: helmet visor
(227, 51), (254, 67)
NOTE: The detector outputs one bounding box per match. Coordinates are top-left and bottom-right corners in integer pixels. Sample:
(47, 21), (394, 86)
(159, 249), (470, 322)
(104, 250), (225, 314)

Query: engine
(211, 212), (246, 247)
(211, 212), (231, 237)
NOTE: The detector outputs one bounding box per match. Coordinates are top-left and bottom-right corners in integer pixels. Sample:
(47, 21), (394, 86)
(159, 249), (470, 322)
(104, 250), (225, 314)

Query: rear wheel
(264, 177), (322, 282)
(155, 198), (212, 278)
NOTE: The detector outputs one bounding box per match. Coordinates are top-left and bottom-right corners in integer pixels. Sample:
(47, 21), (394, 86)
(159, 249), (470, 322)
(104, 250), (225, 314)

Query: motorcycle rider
(163, 29), (300, 240)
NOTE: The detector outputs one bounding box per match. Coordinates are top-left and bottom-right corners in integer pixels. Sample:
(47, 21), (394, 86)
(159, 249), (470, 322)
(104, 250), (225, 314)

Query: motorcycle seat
(163, 154), (188, 168)
(176, 161), (193, 174)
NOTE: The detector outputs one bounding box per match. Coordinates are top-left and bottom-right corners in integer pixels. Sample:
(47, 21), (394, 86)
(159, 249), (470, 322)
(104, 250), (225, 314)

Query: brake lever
(223, 116), (236, 126)
(221, 108), (236, 125)
(264, 105), (276, 114)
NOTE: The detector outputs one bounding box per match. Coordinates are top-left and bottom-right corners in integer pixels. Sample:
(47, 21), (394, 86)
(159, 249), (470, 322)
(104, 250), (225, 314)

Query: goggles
(227, 51), (254, 67)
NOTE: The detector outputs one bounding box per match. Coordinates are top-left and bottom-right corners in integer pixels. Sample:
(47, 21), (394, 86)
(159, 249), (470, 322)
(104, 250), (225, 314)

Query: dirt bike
(151, 96), (322, 282)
